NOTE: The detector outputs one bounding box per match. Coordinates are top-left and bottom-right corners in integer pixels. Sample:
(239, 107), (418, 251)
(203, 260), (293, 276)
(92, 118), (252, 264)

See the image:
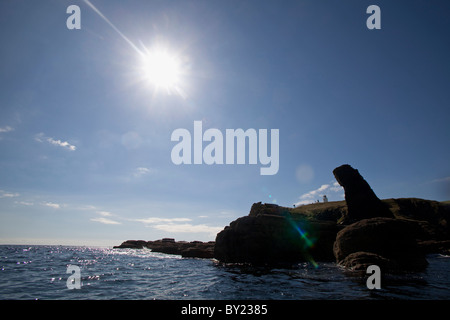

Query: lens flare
(283, 212), (319, 268)
(294, 224), (314, 249)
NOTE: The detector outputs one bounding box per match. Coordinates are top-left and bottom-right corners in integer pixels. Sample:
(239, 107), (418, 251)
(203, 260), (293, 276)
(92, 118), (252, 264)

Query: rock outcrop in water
(214, 211), (341, 265)
(333, 217), (428, 271)
(213, 165), (450, 271)
(114, 165), (450, 272)
(114, 239), (215, 259)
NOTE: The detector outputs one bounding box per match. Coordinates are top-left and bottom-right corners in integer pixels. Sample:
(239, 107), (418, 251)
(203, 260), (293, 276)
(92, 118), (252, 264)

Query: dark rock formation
(113, 240), (148, 249)
(214, 196), (449, 268)
(383, 198), (450, 239)
(333, 217), (428, 272)
(339, 252), (397, 271)
(333, 164), (393, 223)
(181, 243), (215, 258)
(115, 165), (450, 273)
(114, 239), (215, 259)
(417, 240), (450, 255)
(214, 210), (342, 265)
(249, 202), (286, 217)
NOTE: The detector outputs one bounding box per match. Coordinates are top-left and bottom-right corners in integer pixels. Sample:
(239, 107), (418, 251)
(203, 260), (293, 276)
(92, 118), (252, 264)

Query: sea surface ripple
(0, 245), (449, 300)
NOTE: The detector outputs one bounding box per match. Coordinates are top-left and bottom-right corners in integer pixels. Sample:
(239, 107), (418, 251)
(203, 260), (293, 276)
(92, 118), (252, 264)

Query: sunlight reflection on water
(0, 245), (449, 300)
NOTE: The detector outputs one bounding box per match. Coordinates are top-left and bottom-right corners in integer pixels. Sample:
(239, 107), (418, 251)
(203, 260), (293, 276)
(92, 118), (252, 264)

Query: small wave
(109, 247), (182, 260)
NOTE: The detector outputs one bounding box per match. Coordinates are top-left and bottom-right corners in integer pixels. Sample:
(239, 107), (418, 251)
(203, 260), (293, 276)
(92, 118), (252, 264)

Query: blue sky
(1, 0), (449, 246)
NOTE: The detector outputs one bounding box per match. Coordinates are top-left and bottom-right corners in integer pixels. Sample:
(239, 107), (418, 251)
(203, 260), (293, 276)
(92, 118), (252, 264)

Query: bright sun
(141, 48), (183, 95)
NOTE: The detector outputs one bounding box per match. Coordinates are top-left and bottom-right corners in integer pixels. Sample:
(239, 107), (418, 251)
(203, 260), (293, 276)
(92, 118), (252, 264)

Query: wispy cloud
(0, 190), (20, 198)
(90, 210), (121, 224)
(0, 126), (14, 133)
(152, 223), (223, 236)
(42, 201), (61, 209)
(133, 167), (156, 177)
(96, 211), (113, 217)
(34, 133), (46, 143)
(430, 176), (450, 184)
(35, 133), (76, 151)
(330, 182), (344, 192)
(300, 184), (330, 200)
(133, 216), (222, 235)
(15, 201), (34, 206)
(90, 217), (121, 225)
(78, 205), (98, 211)
(47, 137), (76, 151)
(134, 217), (192, 224)
(295, 182), (344, 206)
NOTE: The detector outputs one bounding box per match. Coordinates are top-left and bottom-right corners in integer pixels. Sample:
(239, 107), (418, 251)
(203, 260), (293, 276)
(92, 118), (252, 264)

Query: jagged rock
(338, 251), (398, 271)
(384, 198), (450, 239)
(333, 217), (428, 272)
(114, 239), (215, 259)
(146, 240), (184, 255)
(113, 240), (147, 249)
(333, 164), (393, 223)
(249, 202), (286, 217)
(214, 210), (342, 265)
(181, 242), (215, 258)
(114, 163), (450, 272)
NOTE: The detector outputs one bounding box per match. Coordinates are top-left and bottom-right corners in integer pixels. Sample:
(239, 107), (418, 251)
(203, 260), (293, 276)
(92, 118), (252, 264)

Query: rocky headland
(214, 164), (450, 272)
(115, 164), (450, 272)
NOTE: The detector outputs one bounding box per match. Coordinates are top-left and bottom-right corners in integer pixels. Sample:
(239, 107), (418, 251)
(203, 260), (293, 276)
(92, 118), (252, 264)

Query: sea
(1, 245), (449, 300)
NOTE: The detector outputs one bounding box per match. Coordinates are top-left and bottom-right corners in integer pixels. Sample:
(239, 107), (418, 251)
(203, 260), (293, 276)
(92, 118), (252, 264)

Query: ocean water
(0, 245), (449, 300)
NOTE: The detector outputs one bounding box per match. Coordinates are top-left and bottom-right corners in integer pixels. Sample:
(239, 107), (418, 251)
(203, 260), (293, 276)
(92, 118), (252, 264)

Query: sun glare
(141, 48), (184, 96)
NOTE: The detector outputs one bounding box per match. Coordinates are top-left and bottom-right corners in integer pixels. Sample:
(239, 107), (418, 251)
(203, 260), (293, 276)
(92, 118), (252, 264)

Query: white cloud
(133, 216), (221, 236)
(299, 184), (330, 200)
(47, 137), (76, 151)
(90, 217), (121, 225)
(135, 217), (192, 224)
(42, 202), (61, 209)
(295, 199), (315, 206)
(0, 190), (20, 198)
(78, 205), (98, 211)
(15, 201), (34, 206)
(153, 223), (223, 235)
(295, 182), (344, 206)
(35, 133), (76, 151)
(0, 126), (14, 133)
(96, 211), (113, 217)
(330, 182), (343, 192)
(133, 167), (156, 177)
(89, 210), (121, 224)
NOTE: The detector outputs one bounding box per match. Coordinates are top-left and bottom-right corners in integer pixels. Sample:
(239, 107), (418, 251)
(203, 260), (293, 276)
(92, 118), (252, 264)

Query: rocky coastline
(114, 164), (450, 272)
(113, 238), (215, 258)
